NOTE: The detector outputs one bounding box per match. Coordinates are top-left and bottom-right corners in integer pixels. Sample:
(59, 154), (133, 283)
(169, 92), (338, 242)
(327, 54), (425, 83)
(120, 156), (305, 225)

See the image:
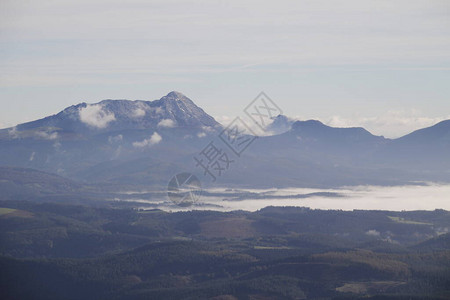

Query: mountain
(397, 119), (450, 144)
(217, 120), (400, 188)
(253, 119), (387, 164)
(216, 118), (449, 187)
(291, 120), (381, 142)
(374, 120), (450, 172)
(2, 91), (219, 140)
(0, 92), (449, 189)
(0, 92), (220, 185)
(265, 114), (295, 134)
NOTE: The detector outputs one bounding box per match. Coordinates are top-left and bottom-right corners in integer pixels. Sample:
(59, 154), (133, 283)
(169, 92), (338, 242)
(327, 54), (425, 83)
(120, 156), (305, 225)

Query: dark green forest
(1, 200), (449, 300)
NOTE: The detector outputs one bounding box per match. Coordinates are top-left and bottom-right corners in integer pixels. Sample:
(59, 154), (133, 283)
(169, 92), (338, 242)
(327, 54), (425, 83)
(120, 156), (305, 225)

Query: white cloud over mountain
(132, 107), (146, 118)
(132, 132), (162, 148)
(157, 119), (176, 128)
(79, 104), (116, 128)
(35, 130), (58, 140)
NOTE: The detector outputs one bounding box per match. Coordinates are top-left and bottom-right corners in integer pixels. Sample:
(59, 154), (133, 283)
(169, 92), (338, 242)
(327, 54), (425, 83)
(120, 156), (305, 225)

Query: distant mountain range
(0, 91), (449, 189)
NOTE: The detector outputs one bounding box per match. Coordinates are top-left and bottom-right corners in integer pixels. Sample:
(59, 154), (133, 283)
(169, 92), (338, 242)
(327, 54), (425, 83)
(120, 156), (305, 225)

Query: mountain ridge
(2, 93), (449, 141)
(0, 92), (449, 188)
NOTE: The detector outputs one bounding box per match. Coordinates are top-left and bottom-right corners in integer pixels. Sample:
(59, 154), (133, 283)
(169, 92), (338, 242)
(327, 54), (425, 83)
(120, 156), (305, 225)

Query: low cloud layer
(132, 132), (162, 148)
(79, 104), (116, 128)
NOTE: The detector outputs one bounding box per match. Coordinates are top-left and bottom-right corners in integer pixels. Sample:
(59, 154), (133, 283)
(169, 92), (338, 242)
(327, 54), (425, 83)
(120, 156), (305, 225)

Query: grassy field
(336, 281), (406, 294)
(388, 216), (433, 225)
(253, 246), (292, 250)
(0, 207), (16, 216)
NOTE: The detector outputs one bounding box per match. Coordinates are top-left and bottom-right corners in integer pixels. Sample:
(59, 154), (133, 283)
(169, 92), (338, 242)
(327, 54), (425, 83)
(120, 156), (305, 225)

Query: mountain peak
(266, 114), (295, 134)
(160, 91), (194, 105)
(272, 114), (290, 123)
(165, 91), (188, 99)
(152, 92), (219, 128)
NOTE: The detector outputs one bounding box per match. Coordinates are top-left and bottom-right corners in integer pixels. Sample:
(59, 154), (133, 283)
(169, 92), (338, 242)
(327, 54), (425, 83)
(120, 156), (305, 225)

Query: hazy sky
(1, 0), (449, 137)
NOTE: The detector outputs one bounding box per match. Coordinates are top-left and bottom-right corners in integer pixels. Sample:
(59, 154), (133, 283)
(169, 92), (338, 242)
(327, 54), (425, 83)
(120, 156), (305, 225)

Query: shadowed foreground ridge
(0, 201), (449, 299)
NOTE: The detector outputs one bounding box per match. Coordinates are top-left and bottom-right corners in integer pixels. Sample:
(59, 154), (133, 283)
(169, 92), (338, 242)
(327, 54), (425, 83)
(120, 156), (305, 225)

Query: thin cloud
(8, 127), (19, 139)
(1, 0), (449, 129)
(108, 134), (123, 144)
(132, 132), (162, 148)
(1, 0), (449, 86)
